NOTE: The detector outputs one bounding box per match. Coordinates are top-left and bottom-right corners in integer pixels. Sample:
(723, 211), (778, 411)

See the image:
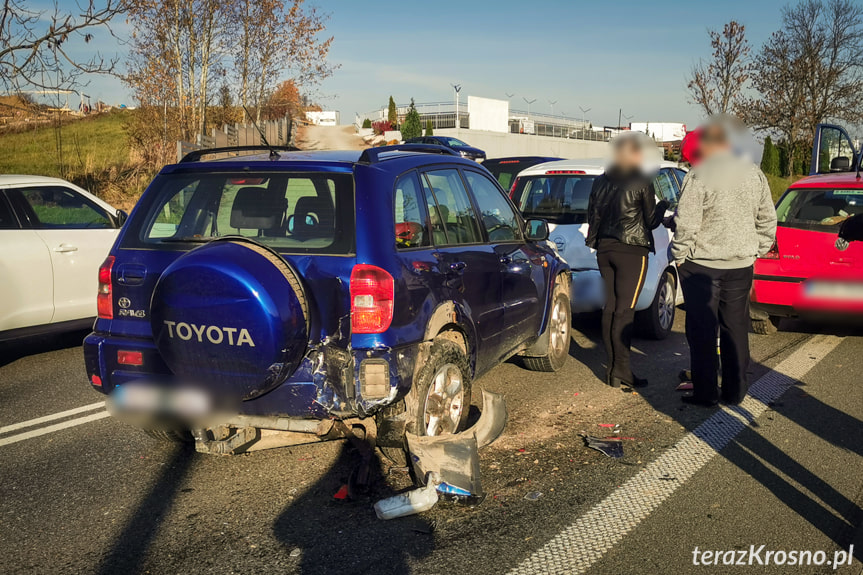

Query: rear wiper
(159, 236), (216, 243)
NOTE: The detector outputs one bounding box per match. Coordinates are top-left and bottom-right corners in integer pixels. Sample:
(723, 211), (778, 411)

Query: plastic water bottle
(374, 474), (440, 520)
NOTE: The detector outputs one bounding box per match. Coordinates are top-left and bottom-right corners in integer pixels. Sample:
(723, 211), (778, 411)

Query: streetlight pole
(523, 97), (536, 117)
(579, 106), (591, 128)
(549, 99), (557, 116)
(451, 83), (462, 129)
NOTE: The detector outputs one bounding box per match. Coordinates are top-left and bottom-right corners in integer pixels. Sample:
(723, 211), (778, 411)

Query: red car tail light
(117, 350), (143, 366)
(350, 264), (394, 333)
(97, 256), (115, 319)
(546, 170), (586, 175)
(761, 241), (780, 260)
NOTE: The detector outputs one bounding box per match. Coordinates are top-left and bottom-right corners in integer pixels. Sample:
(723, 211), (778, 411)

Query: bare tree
(744, 0), (863, 174)
(0, 0), (125, 91)
(687, 21), (751, 116)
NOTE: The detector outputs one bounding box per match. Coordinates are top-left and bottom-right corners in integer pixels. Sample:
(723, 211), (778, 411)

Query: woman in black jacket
(586, 133), (668, 389)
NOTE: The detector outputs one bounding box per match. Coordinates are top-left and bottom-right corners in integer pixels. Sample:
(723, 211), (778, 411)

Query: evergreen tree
(760, 136), (779, 176)
(387, 96), (398, 128)
(425, 119), (434, 136)
(362, 118), (372, 129)
(401, 99), (423, 140)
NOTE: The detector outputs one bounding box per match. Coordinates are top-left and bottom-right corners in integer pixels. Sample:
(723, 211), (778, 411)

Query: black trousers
(597, 240), (649, 383)
(679, 261), (753, 403)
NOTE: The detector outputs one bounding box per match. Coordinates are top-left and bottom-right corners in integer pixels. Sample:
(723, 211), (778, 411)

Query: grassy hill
(0, 110), (151, 210)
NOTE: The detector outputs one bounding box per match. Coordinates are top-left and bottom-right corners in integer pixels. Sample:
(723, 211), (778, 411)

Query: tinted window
(0, 194), (18, 229)
(654, 170), (679, 204)
(776, 188), (863, 230)
(512, 174), (597, 224)
(16, 186), (113, 229)
(422, 169), (483, 245)
(464, 170), (522, 242)
(394, 172), (429, 249)
(137, 172), (354, 254)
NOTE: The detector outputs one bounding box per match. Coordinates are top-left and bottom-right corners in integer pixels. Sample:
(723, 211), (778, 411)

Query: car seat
(230, 187), (287, 236)
(292, 197), (335, 240)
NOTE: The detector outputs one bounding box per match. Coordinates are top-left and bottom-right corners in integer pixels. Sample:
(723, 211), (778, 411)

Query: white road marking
(0, 401), (106, 434)
(508, 334), (843, 575)
(0, 411), (110, 447)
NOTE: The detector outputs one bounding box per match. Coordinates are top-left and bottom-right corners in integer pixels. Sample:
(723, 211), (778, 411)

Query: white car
(0, 175), (125, 341)
(511, 159), (687, 339)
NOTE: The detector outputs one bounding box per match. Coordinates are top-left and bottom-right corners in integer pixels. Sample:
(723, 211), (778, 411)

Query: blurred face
(698, 126), (730, 160)
(612, 139), (643, 170)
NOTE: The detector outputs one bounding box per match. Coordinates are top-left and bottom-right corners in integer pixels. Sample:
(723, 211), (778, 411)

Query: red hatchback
(751, 124), (863, 333)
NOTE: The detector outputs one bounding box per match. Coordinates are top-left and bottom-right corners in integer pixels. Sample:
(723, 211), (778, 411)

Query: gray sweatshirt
(671, 151), (777, 269)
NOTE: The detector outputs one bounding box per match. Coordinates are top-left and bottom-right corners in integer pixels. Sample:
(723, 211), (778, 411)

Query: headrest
(830, 156), (851, 172)
(292, 197), (334, 237)
(230, 187), (287, 230)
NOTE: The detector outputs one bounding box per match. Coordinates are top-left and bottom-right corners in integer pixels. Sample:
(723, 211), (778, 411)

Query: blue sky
(44, 0), (793, 127)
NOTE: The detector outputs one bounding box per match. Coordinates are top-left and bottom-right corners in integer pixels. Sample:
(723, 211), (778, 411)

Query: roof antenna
(243, 106), (280, 160)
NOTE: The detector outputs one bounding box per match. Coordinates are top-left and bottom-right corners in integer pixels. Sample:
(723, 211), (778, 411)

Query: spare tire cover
(151, 239), (309, 400)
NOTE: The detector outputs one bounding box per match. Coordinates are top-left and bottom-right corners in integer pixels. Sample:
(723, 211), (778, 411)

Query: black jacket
(585, 168), (668, 253)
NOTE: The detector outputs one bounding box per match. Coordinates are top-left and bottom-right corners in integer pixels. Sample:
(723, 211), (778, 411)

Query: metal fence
(177, 116), (293, 162)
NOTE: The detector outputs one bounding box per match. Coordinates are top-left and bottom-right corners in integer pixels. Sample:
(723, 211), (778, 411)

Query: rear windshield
(484, 161), (526, 191)
(512, 174), (597, 224)
(776, 187), (863, 231)
(132, 171), (354, 254)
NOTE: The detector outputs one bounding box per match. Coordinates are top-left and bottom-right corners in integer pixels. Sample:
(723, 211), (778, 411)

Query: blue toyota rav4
(83, 144), (570, 462)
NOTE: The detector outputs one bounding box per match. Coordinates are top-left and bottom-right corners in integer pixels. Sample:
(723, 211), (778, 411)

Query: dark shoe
(678, 369), (692, 383)
(607, 374), (621, 388)
(681, 394), (719, 407)
(721, 396), (743, 406)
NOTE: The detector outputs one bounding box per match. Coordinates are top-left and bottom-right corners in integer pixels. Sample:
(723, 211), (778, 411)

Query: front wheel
(637, 270), (676, 340)
(523, 281), (571, 372)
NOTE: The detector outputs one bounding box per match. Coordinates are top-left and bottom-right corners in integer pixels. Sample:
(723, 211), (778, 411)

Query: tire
(523, 280), (571, 372)
(752, 316), (781, 335)
(143, 427), (193, 443)
(637, 270), (676, 340)
(405, 339), (472, 437)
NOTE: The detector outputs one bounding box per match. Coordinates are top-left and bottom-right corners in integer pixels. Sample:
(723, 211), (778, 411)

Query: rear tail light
(97, 256), (115, 319)
(117, 350), (143, 366)
(761, 241), (780, 260)
(350, 264), (394, 334)
(545, 170), (586, 175)
(510, 177), (520, 199)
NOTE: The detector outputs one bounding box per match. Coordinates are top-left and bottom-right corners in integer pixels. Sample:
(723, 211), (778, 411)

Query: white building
(306, 111), (340, 126)
(630, 122), (687, 142)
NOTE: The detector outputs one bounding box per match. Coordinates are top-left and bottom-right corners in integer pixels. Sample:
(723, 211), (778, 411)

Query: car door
(9, 185), (119, 323)
(420, 168), (505, 372)
(810, 124), (858, 175)
(462, 168), (545, 353)
(0, 191), (55, 332)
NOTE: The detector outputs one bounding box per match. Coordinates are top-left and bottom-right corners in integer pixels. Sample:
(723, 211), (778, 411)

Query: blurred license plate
(804, 281), (863, 300)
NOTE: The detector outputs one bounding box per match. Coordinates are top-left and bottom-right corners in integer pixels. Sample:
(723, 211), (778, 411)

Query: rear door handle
(53, 244), (78, 253)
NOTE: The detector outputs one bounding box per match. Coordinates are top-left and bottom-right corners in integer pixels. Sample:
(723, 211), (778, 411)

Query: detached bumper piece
(405, 389), (507, 504)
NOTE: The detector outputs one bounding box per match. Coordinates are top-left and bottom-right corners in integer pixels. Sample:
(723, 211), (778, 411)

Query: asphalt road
(1, 311), (861, 575)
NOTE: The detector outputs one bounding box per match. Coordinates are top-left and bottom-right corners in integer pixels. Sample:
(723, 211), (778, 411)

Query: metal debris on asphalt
(581, 434), (624, 458)
(524, 491), (543, 501)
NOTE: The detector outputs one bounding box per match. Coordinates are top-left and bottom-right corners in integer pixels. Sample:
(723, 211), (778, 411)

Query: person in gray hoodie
(672, 118), (777, 406)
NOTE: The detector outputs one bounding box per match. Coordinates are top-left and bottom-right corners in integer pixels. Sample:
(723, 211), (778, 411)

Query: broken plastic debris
(676, 382), (694, 391)
(289, 548), (301, 558)
(437, 482), (472, 497)
(374, 473), (440, 520)
(524, 491), (543, 501)
(582, 434), (624, 458)
(597, 423), (616, 428)
(333, 485), (349, 500)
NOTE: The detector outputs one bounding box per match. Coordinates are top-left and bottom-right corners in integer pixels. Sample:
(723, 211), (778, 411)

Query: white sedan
(0, 175), (125, 341)
(511, 159), (687, 339)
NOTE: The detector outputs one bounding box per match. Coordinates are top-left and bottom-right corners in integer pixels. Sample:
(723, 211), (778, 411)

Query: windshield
(133, 171), (354, 254)
(443, 138), (468, 147)
(512, 174), (597, 224)
(776, 187), (863, 231)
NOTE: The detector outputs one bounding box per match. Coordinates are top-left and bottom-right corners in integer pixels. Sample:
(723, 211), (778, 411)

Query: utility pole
(451, 83), (462, 129)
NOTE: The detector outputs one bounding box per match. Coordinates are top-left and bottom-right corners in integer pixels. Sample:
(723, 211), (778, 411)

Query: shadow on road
(95, 444), (196, 575)
(272, 442), (435, 575)
(0, 329), (90, 368)
(625, 312), (863, 561)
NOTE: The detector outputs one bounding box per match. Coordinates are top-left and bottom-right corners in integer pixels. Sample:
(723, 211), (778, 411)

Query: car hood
(453, 146), (485, 156)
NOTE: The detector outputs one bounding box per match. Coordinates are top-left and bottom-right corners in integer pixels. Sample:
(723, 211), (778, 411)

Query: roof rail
(179, 145), (301, 163)
(358, 143), (460, 164)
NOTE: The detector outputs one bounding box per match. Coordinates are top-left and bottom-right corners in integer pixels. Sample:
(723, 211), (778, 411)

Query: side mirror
(525, 218), (549, 241)
(116, 209), (129, 227)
